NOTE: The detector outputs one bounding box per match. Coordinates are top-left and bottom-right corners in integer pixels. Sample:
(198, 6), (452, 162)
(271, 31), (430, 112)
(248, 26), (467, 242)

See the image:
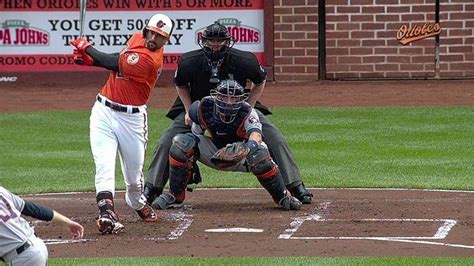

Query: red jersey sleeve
(118, 33), (164, 86)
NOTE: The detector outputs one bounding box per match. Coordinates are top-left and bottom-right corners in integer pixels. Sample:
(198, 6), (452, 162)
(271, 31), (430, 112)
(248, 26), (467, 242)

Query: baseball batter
(153, 78), (302, 211)
(70, 13), (174, 234)
(0, 186), (83, 265)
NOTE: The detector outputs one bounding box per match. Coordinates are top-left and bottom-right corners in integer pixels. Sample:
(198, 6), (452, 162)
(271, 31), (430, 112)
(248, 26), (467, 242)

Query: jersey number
(0, 195), (19, 222)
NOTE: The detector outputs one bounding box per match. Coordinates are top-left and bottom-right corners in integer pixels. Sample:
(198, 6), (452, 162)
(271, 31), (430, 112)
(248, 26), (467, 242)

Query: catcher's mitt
(211, 142), (250, 165)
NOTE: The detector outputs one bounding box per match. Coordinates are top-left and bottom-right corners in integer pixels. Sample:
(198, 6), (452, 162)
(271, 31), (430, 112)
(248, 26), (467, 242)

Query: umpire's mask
(199, 22), (234, 63)
(211, 78), (248, 124)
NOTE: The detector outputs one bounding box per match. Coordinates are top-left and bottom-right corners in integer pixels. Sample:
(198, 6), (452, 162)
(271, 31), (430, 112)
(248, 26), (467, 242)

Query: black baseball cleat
(289, 182), (313, 204)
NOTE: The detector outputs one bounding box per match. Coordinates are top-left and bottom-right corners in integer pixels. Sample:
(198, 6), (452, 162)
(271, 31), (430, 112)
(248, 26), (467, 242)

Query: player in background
(144, 21), (313, 208)
(0, 186), (84, 265)
(70, 13), (174, 234)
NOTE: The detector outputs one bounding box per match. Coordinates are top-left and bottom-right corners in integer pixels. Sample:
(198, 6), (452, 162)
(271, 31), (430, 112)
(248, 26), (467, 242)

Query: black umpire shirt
(167, 48), (271, 119)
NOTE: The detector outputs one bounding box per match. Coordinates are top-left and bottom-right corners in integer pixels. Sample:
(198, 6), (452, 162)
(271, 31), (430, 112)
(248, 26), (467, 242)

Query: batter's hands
(72, 49), (94, 66)
(70, 37), (92, 53)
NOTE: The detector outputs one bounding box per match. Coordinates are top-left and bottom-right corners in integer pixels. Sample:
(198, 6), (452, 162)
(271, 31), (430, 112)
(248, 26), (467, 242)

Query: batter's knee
(247, 145), (279, 180)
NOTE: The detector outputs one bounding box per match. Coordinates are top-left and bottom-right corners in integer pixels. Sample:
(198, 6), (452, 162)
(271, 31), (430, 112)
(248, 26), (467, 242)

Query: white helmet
(145, 14), (173, 38)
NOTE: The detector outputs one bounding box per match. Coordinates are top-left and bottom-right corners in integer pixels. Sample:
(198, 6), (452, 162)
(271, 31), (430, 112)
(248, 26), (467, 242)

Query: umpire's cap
(203, 22), (231, 40)
(145, 14), (174, 38)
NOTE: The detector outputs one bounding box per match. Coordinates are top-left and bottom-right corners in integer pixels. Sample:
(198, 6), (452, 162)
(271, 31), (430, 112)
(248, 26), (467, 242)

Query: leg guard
(247, 146), (302, 210)
(247, 146), (286, 203)
(168, 133), (197, 201)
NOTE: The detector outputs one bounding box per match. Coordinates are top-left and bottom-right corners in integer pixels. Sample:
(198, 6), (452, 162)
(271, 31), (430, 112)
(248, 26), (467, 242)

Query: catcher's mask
(199, 22), (234, 64)
(211, 78), (248, 124)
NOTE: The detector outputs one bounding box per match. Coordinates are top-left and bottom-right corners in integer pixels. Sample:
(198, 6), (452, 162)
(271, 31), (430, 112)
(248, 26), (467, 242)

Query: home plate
(205, 227), (264, 233)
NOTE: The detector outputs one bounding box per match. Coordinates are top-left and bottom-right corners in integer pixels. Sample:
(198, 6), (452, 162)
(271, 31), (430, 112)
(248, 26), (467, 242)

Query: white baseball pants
(90, 98), (148, 210)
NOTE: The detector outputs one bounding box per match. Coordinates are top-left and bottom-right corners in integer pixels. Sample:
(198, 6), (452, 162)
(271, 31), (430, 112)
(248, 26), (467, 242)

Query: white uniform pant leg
(116, 111), (148, 210)
(90, 102), (118, 195)
(196, 136), (249, 172)
(7, 236), (48, 266)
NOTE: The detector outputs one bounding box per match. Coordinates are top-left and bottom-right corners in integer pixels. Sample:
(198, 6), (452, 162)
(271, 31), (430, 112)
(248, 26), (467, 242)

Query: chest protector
(199, 97), (251, 148)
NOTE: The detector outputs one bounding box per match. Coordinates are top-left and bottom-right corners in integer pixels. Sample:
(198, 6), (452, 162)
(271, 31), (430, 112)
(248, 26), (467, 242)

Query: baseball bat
(76, 0), (87, 64)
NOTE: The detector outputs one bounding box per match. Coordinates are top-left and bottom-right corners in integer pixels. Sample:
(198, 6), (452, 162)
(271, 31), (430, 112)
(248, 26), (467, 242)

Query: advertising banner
(0, 0), (264, 71)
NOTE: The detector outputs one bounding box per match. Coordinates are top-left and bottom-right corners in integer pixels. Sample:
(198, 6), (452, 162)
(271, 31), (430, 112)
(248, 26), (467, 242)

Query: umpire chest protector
(199, 97), (251, 148)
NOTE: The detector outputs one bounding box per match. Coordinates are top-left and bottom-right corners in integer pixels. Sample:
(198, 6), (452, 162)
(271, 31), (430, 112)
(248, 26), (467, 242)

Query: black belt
(0, 241), (31, 261)
(97, 95), (140, 114)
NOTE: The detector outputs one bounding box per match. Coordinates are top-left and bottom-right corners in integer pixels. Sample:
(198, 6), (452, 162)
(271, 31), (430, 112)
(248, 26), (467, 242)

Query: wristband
(246, 140), (258, 153)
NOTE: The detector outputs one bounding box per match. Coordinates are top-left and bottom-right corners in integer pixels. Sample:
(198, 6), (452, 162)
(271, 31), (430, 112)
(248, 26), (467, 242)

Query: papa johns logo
(195, 18), (261, 45)
(0, 20), (49, 46)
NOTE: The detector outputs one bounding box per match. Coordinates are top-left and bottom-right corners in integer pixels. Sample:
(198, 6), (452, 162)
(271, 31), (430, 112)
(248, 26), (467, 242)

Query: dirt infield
(2, 74), (474, 257)
(28, 189), (474, 257)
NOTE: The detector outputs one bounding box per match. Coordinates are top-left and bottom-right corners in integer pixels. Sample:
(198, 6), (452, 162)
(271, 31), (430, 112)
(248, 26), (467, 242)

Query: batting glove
(72, 49), (94, 66)
(70, 37), (92, 53)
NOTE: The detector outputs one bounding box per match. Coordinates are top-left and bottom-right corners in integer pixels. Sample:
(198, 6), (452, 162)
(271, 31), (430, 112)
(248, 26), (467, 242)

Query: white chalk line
(27, 187), (474, 197)
(279, 212), (474, 249)
(365, 238), (474, 249)
(278, 201), (330, 239)
(44, 238), (94, 245)
(287, 219), (457, 240)
(41, 211), (193, 244)
(144, 211), (193, 241)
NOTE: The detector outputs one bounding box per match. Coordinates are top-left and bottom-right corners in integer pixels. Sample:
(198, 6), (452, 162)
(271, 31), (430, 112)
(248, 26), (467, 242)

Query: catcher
(153, 77), (302, 211)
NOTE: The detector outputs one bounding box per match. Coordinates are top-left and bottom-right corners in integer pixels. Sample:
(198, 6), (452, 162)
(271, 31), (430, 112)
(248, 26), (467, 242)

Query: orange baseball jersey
(99, 32), (164, 106)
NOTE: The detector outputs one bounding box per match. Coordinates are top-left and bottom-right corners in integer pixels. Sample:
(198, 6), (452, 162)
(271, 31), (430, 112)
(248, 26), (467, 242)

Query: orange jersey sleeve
(99, 32), (164, 106)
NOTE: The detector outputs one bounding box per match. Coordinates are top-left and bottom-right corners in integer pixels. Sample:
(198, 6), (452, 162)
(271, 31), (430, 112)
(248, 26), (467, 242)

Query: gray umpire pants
(145, 110), (303, 190)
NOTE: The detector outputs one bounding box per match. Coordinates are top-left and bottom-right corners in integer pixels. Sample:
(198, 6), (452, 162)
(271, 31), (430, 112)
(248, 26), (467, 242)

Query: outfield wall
(275, 0), (474, 81)
(1, 0), (473, 82)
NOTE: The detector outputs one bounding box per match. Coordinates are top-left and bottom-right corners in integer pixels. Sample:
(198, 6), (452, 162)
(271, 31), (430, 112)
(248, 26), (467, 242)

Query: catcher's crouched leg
(152, 133), (196, 210)
(247, 145), (301, 211)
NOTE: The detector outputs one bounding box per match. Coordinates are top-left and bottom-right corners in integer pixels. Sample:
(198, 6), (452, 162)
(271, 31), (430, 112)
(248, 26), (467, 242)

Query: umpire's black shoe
(289, 182), (313, 204)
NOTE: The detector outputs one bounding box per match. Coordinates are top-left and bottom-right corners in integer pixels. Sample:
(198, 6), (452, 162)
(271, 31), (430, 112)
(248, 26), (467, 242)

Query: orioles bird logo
(156, 20), (166, 28)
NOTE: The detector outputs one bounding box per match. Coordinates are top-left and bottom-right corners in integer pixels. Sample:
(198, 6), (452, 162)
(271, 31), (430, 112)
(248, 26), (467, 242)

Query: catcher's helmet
(200, 22), (234, 62)
(143, 13), (174, 38)
(211, 77), (248, 124)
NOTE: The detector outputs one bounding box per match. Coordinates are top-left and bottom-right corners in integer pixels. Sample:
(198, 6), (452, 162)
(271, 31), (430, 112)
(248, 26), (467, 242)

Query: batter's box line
(44, 238), (94, 245)
(144, 211), (193, 241)
(279, 216), (474, 249)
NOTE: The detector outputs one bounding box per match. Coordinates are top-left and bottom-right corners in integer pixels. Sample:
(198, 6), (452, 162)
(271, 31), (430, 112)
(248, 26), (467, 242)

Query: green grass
(49, 256), (474, 265)
(2, 107), (473, 264)
(1, 107), (473, 194)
